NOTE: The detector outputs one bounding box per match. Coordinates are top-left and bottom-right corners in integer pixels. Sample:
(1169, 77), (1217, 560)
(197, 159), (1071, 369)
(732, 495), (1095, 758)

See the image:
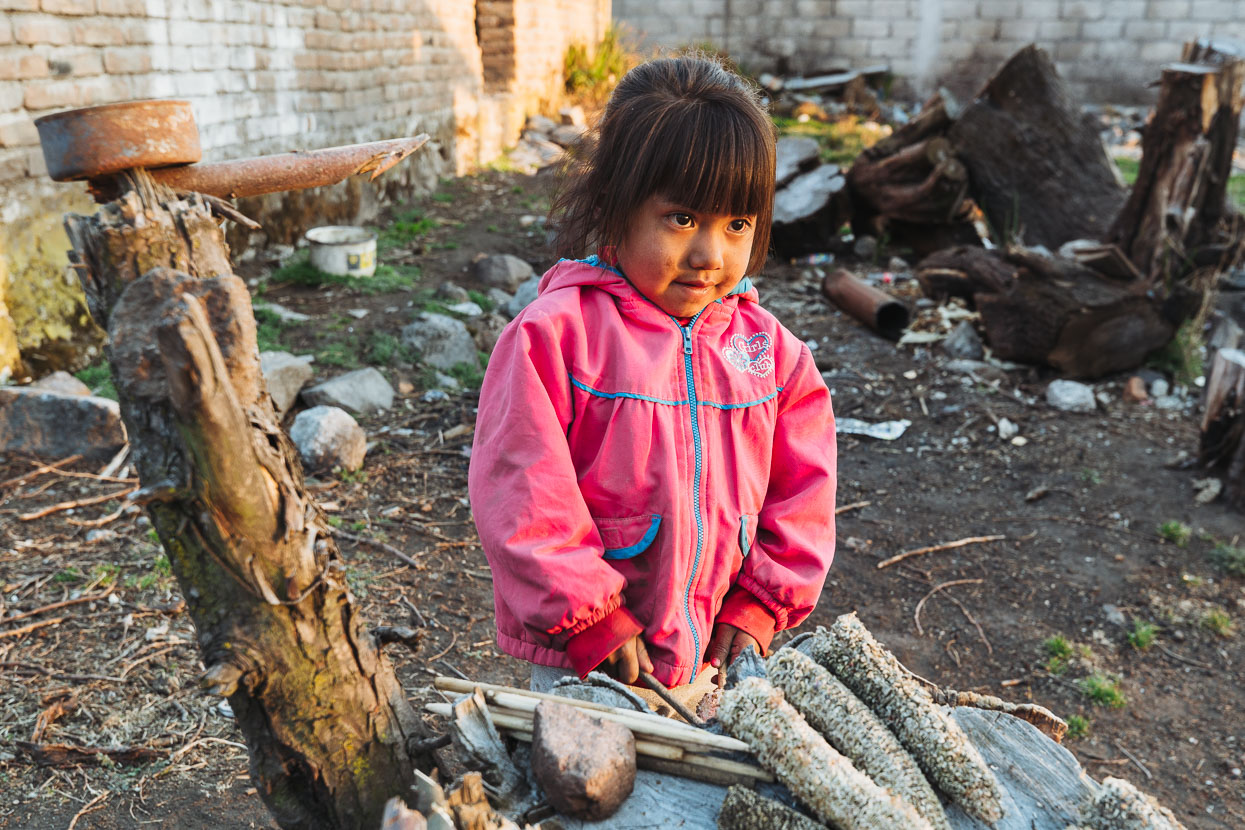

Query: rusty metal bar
(821, 268), (910, 341)
(144, 135), (431, 199)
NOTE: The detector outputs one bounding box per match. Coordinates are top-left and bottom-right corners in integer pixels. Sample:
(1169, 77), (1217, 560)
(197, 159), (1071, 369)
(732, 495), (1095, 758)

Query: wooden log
(1179, 39), (1245, 232)
(947, 46), (1126, 249)
(1199, 348), (1245, 511)
(771, 165), (851, 256)
(62, 170), (428, 830)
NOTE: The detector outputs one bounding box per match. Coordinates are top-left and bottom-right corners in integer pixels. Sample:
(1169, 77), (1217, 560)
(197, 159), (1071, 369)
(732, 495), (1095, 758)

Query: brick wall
(0, 0), (608, 376)
(614, 0), (1244, 103)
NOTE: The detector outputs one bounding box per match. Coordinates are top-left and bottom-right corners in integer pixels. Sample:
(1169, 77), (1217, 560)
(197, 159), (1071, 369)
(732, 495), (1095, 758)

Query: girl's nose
(687, 230), (724, 271)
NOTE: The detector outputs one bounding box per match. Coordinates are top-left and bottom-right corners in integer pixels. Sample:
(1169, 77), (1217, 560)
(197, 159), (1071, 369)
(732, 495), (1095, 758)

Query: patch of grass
(1158, 520), (1192, 547)
(447, 359), (485, 389)
(1147, 321), (1203, 388)
(1201, 609), (1234, 637)
(564, 23), (635, 106)
(467, 290), (495, 312)
(1114, 156), (1140, 185)
(1044, 635), (1073, 674)
(1079, 468), (1102, 486)
(1065, 714), (1090, 739)
(340, 470), (368, 485)
(316, 338), (362, 369)
(366, 331), (401, 365)
(432, 192), (454, 203)
(772, 113), (890, 167)
(1128, 620), (1158, 650)
(75, 361), (117, 400)
(269, 252), (420, 295)
(1230, 173), (1245, 211)
(378, 207), (437, 251)
(1079, 673), (1127, 708)
(1209, 542), (1245, 576)
(252, 306), (288, 352)
(326, 516), (343, 528)
(53, 566), (83, 584)
(90, 563), (121, 587)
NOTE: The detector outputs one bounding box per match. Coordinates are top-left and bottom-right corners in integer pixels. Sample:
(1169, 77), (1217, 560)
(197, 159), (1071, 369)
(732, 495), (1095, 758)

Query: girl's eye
(669, 213), (694, 227)
(729, 218), (752, 232)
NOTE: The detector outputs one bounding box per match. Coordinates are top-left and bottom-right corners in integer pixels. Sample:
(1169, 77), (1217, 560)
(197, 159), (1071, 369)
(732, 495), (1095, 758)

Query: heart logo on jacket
(722, 332), (774, 377)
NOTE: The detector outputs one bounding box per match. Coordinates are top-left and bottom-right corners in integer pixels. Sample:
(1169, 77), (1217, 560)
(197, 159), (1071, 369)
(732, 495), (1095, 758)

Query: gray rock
(32, 371), (92, 396)
(550, 124), (587, 148)
(433, 372), (460, 390)
(422, 388), (449, 402)
(1102, 604), (1128, 627)
(531, 700), (636, 821)
(1150, 377), (1170, 398)
(260, 351), (314, 418)
(468, 312), (510, 354)
(887, 256), (911, 274)
(559, 105), (587, 127)
(473, 254), (535, 293)
(505, 276), (541, 317)
(401, 313), (480, 371)
(436, 282), (471, 303)
(1046, 379), (1097, 413)
(253, 300), (310, 323)
(526, 114), (559, 135)
(853, 234), (878, 261)
(302, 367), (394, 414)
(0, 387), (127, 462)
(289, 405), (366, 472)
(775, 136), (821, 187)
(941, 321), (985, 361)
(444, 301), (484, 317)
(1154, 394), (1185, 410)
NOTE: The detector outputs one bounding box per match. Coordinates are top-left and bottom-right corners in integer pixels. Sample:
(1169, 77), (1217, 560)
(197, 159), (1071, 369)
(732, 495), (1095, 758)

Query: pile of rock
(505, 106), (589, 174)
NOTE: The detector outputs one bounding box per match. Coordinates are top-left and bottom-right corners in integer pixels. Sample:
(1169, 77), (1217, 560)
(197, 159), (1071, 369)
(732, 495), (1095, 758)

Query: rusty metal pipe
(821, 268), (910, 341)
(143, 135), (431, 200)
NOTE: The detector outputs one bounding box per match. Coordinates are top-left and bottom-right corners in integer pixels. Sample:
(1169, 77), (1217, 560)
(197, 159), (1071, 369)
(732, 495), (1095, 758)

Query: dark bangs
(552, 56), (777, 276)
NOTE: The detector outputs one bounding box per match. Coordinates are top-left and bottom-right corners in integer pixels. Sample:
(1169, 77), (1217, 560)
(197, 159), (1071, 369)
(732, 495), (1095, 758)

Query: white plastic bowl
(305, 226), (377, 277)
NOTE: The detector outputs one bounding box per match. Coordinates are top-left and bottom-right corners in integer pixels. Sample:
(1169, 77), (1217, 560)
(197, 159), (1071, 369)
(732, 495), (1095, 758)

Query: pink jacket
(468, 258), (837, 686)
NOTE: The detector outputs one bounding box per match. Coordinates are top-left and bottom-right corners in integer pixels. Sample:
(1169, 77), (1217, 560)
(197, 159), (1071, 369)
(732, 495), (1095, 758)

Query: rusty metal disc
(35, 99), (201, 182)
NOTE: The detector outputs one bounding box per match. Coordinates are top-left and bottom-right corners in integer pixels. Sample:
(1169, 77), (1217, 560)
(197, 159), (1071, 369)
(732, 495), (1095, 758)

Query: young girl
(468, 55), (837, 695)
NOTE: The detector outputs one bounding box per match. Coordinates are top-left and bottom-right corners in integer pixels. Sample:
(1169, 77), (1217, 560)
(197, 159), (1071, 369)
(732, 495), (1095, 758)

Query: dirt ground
(2, 167), (1243, 830)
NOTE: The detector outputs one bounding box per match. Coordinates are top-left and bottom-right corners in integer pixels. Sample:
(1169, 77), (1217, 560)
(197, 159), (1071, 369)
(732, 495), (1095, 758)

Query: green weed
(1065, 714), (1090, 739)
(1147, 321), (1203, 388)
(1158, 520), (1192, 547)
(316, 339), (362, 369)
(1128, 620), (1158, 650)
(90, 563), (121, 587)
(53, 566), (83, 584)
(1079, 468), (1102, 486)
(564, 24), (635, 105)
(1044, 635), (1072, 674)
(1114, 157), (1140, 185)
(366, 331), (401, 365)
(1079, 673), (1127, 708)
(467, 290), (495, 312)
(269, 253), (419, 295)
(1209, 542), (1245, 576)
(252, 306), (288, 352)
(340, 470), (369, 485)
(447, 359), (485, 389)
(432, 192), (454, 203)
(1201, 609), (1234, 637)
(75, 362), (117, 401)
(326, 516), (343, 528)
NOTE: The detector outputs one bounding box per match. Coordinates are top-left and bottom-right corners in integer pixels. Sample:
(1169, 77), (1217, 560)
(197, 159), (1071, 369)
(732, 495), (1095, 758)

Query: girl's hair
(552, 55), (777, 276)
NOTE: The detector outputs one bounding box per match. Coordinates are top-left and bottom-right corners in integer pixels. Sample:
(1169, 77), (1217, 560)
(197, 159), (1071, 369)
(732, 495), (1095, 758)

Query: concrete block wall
(614, 0), (1245, 103)
(0, 0), (609, 376)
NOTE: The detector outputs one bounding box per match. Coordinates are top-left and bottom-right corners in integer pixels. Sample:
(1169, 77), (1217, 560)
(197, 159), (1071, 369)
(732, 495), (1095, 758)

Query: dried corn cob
(718, 676), (932, 830)
(811, 613), (1004, 824)
(716, 785), (822, 830)
(768, 648), (951, 830)
(1085, 777), (1186, 830)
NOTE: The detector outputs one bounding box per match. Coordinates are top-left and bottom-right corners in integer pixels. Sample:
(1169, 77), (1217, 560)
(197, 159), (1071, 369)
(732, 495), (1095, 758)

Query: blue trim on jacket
(602, 514), (663, 560)
(569, 374), (780, 410)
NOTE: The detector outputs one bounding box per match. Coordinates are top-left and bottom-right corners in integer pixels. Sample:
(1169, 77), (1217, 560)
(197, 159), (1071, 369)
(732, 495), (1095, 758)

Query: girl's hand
(601, 635), (653, 685)
(706, 623), (760, 683)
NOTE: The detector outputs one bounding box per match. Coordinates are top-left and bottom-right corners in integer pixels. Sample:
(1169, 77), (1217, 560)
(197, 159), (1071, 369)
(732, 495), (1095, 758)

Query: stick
(877, 535), (1006, 569)
(1113, 740), (1152, 780)
(18, 486), (138, 521)
(914, 579), (984, 636)
(332, 529), (423, 569)
(1157, 643), (1213, 670)
(0, 616), (65, 639)
(1, 593), (109, 625)
(639, 670), (706, 726)
(66, 504), (130, 528)
(835, 500), (872, 515)
(0, 455), (83, 490)
(66, 789), (111, 830)
(0, 661), (124, 683)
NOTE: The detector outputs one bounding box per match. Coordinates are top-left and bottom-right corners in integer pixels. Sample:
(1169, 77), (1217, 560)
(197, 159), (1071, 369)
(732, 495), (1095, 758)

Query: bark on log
(1110, 48), (1245, 283)
(916, 246), (1194, 378)
(1199, 347), (1245, 511)
(62, 170), (428, 829)
(771, 165), (851, 256)
(947, 46), (1126, 249)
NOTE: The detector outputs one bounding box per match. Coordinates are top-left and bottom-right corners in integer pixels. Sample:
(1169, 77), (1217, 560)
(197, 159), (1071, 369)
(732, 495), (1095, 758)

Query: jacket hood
(537, 256), (759, 308)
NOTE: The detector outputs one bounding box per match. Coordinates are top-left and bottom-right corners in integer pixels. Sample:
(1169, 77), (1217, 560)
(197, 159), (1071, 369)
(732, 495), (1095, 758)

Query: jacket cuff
(564, 606), (643, 677)
(717, 586), (777, 655)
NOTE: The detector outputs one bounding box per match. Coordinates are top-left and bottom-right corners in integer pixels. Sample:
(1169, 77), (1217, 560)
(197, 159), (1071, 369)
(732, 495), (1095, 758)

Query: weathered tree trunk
(1200, 347), (1245, 511)
(946, 45), (1125, 249)
(771, 165), (852, 257)
(63, 171), (428, 829)
(1110, 46), (1245, 284)
(915, 245), (1192, 378)
(847, 136), (969, 225)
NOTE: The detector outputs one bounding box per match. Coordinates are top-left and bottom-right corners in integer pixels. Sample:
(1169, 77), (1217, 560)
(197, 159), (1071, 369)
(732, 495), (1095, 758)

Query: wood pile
(420, 614), (1184, 830)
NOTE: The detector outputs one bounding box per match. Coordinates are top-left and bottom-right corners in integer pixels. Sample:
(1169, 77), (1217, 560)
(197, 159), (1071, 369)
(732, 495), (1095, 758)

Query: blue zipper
(675, 310), (706, 671)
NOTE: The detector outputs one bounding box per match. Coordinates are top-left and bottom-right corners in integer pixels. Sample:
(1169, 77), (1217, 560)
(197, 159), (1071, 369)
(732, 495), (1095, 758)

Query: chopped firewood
(811, 614), (1004, 824)
(768, 649), (950, 830)
(719, 676), (932, 830)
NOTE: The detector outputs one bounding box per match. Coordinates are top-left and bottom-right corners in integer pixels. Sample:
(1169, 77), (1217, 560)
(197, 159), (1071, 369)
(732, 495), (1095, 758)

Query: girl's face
(616, 195), (756, 319)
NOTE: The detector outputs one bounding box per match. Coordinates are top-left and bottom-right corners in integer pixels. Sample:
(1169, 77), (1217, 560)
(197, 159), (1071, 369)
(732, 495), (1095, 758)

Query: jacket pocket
(739, 513), (759, 558)
(596, 514), (662, 560)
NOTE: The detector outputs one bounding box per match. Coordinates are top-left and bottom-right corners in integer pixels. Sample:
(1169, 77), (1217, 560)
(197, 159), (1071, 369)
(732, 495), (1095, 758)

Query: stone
(1149, 377), (1170, 398)
(253, 300), (310, 323)
(550, 124), (587, 147)
(31, 371), (91, 396)
(505, 276), (541, 317)
(530, 700), (635, 821)
(1102, 604), (1128, 626)
(301, 367), (394, 414)
(1046, 379), (1097, 413)
(559, 105), (587, 127)
(526, 114), (559, 135)
(887, 256), (911, 274)
(444, 301), (484, 317)
(775, 136), (821, 187)
(288, 405), (366, 473)
(467, 312), (509, 355)
(1122, 376), (1148, 402)
(473, 254), (535, 293)
(487, 288), (514, 311)
(941, 321), (985, 361)
(0, 387), (127, 462)
(401, 313), (480, 372)
(853, 234), (878, 261)
(997, 418), (1019, 441)
(1154, 394), (1184, 410)
(260, 351), (314, 418)
(436, 282), (471, 302)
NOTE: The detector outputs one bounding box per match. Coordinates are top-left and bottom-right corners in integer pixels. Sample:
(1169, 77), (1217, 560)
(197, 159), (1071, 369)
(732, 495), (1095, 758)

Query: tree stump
(63, 170), (428, 829)
(1200, 348), (1245, 511)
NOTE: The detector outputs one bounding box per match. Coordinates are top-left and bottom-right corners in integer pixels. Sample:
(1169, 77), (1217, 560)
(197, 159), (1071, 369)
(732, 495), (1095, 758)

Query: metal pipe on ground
(821, 269), (910, 341)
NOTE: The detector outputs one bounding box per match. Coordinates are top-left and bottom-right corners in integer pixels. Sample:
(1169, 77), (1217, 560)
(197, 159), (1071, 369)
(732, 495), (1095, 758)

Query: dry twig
(0, 616), (65, 639)
(2, 592), (110, 625)
(913, 579), (983, 636)
(333, 528), (423, 569)
(835, 500), (872, 515)
(67, 789), (111, 830)
(18, 486), (138, 521)
(877, 535), (1006, 569)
